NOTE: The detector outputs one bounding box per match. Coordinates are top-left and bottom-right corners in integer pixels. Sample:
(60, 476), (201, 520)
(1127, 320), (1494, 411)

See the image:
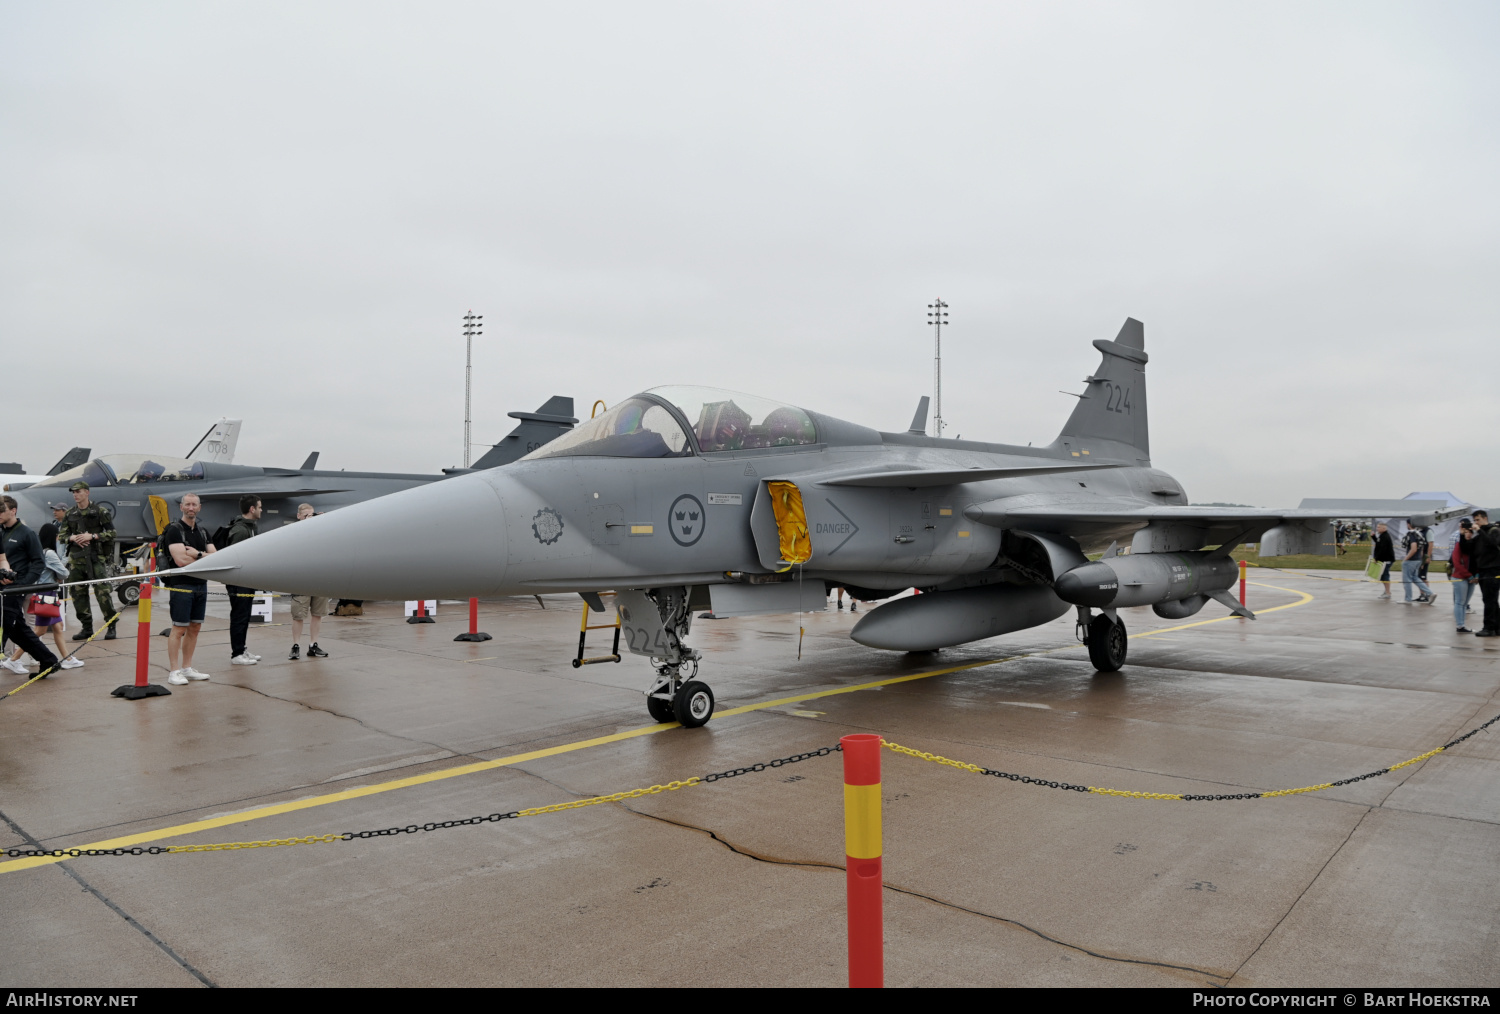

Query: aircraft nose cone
(182, 471), (509, 600)
(1051, 561), (1118, 607)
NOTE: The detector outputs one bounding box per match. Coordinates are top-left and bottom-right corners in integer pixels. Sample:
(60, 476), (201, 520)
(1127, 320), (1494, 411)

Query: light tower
(462, 311), (483, 467)
(927, 299), (949, 437)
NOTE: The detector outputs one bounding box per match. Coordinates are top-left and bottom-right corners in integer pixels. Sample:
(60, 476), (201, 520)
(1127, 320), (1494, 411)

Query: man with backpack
(1402, 521), (1436, 604)
(1471, 510), (1500, 638)
(225, 495), (262, 666)
(160, 492), (214, 685)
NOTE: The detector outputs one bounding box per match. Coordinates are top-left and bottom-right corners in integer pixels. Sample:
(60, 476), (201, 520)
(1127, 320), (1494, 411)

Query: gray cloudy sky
(4, 1), (1497, 507)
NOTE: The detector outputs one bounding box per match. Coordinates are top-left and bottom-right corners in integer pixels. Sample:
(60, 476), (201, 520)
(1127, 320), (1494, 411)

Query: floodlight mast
(462, 312), (483, 467)
(927, 300), (949, 437)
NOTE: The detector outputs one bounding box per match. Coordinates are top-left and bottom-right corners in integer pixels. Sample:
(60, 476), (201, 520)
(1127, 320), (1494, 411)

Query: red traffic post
(842, 733), (883, 988)
(407, 597), (435, 625)
(1239, 558), (1248, 608)
(113, 559), (170, 699)
(454, 597), (492, 642)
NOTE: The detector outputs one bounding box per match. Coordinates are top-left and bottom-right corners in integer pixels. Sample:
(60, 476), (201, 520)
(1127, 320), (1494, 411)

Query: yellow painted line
(0, 581), (1316, 875)
(1133, 582), (1313, 638)
(0, 722), (684, 875)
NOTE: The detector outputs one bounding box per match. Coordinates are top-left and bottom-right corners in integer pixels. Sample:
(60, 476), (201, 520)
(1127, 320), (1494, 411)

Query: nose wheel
(673, 681), (714, 727)
(645, 660), (715, 727)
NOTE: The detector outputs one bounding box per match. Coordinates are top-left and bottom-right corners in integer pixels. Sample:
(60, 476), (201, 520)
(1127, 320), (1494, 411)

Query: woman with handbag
(2, 523), (81, 672)
(1369, 522), (1396, 599)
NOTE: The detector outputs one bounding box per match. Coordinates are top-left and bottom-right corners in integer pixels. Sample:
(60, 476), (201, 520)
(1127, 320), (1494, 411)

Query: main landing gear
(1077, 606), (1128, 672)
(617, 587), (716, 728)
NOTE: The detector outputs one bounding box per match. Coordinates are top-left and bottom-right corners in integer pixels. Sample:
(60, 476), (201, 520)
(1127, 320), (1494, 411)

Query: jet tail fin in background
(300, 452), (320, 470)
(1055, 318), (1149, 461)
(47, 447), (91, 475)
(186, 418), (242, 463)
(470, 397), (579, 471)
(907, 396), (930, 434)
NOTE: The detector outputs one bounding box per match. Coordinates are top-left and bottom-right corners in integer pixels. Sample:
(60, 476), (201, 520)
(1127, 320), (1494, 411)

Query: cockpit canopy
(651, 387), (818, 452)
(32, 454), (206, 488)
(521, 387), (818, 460)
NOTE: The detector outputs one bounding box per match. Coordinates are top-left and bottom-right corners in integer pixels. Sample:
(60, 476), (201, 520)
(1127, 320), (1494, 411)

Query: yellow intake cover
(766, 481), (811, 565)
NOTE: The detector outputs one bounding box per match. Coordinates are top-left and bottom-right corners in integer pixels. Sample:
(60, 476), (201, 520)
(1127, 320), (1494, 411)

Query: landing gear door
(616, 590), (674, 659)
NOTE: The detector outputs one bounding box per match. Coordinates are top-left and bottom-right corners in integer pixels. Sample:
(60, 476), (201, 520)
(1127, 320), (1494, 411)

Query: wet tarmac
(2, 572), (1497, 988)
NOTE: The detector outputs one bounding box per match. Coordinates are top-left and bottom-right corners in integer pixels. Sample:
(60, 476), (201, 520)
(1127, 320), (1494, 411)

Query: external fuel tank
(1051, 551), (1238, 610)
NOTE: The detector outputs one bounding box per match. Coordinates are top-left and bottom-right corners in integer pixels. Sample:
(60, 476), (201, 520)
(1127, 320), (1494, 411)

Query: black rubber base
(112, 683), (172, 699)
(406, 615), (436, 624)
(453, 631), (493, 641)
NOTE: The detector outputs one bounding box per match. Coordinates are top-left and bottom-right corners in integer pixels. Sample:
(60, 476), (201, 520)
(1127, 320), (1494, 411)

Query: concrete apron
(1, 576), (1497, 987)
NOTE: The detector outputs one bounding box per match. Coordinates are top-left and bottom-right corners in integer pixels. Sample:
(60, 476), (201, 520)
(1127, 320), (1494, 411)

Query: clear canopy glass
(522, 398), (692, 460)
(646, 386), (817, 453)
(32, 454), (206, 488)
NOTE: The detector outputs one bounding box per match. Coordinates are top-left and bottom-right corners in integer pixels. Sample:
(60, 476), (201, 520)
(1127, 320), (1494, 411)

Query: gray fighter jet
(175, 321), (1447, 728)
(11, 397), (578, 601)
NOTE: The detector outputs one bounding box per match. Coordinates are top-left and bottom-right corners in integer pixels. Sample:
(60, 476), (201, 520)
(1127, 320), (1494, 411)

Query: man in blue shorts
(161, 492), (215, 686)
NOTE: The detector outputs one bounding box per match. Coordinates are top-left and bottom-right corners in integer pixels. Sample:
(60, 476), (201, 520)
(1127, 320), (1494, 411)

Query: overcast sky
(4, 1), (1497, 507)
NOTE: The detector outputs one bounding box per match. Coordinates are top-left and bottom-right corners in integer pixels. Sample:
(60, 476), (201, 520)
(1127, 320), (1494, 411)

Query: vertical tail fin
(186, 418), (242, 463)
(470, 396), (579, 470)
(1055, 318), (1149, 461)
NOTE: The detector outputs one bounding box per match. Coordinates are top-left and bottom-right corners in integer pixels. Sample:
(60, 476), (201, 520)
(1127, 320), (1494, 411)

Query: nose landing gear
(618, 587), (715, 727)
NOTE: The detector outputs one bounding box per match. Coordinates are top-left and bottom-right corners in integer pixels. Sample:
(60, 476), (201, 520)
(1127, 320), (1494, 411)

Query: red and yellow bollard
(113, 554), (171, 698)
(1239, 558), (1248, 608)
(842, 733), (883, 988)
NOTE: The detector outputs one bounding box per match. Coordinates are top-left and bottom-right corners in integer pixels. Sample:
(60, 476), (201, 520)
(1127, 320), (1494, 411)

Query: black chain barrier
(4, 744), (845, 860)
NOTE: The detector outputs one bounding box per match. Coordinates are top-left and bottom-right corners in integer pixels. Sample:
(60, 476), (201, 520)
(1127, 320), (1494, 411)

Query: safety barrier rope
(882, 709), (1500, 801)
(3, 611), (123, 699)
(7, 705), (1495, 860)
(156, 585), (292, 598)
(1, 745), (843, 860)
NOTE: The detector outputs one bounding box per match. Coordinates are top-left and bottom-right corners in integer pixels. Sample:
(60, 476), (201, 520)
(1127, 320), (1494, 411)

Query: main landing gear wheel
(646, 694), (675, 723)
(1087, 614), (1128, 672)
(673, 680), (715, 728)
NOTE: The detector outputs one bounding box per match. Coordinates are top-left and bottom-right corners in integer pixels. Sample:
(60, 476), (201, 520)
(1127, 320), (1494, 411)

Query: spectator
(225, 495), (262, 666)
(287, 503), (330, 660)
(2, 522), (79, 674)
(1401, 521), (1436, 604)
(0, 496), (63, 678)
(1371, 523), (1395, 599)
(49, 503), (67, 541)
(1418, 524), (1433, 584)
(161, 493), (214, 686)
(1450, 520), (1478, 633)
(1472, 510), (1500, 638)
(57, 480), (118, 640)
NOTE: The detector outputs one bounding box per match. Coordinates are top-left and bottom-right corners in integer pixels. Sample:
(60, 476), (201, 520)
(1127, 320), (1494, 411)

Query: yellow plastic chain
(165, 834), (342, 853)
(883, 737), (1454, 802)
(518, 778), (701, 816)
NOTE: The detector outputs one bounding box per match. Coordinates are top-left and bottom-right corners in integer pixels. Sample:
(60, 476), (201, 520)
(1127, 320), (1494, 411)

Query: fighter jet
(10, 398), (579, 602)
(0, 447), (94, 491)
(174, 320), (1447, 728)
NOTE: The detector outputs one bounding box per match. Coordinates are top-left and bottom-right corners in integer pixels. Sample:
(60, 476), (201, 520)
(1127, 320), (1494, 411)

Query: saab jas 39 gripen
(175, 320), (1450, 728)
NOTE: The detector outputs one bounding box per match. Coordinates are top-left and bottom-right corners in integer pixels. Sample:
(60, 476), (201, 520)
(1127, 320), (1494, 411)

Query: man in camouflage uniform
(57, 480), (118, 640)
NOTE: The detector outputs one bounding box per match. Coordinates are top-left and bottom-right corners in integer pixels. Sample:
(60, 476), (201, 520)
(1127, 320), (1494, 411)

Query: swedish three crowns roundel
(668, 494), (705, 547)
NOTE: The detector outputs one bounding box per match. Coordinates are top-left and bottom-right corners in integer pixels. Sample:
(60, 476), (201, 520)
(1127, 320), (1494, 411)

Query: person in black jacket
(225, 495), (262, 665)
(1471, 510), (1500, 637)
(0, 496), (63, 676)
(1371, 522), (1396, 599)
